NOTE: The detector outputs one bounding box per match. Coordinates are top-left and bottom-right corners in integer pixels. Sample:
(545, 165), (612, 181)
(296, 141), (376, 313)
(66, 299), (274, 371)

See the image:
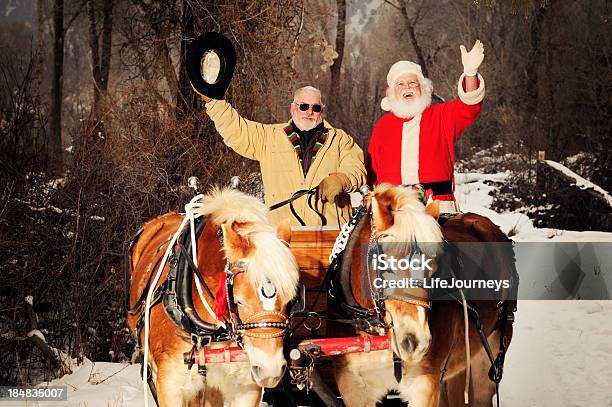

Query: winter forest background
(0, 0), (610, 387)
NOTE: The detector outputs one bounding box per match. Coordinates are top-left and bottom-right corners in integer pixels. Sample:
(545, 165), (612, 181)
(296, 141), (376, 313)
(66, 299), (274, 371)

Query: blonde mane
(198, 187), (299, 301)
(372, 184), (443, 257)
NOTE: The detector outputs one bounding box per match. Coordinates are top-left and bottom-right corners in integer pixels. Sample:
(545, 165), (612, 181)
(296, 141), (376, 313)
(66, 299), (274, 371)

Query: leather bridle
(367, 227), (436, 316)
(223, 259), (290, 347)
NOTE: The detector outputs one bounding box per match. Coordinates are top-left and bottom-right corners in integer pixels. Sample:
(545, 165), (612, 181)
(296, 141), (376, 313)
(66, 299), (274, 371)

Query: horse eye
(235, 299), (243, 306)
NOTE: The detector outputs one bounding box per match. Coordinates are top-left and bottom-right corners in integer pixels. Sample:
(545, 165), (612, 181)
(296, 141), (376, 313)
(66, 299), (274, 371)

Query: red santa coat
(367, 75), (485, 201)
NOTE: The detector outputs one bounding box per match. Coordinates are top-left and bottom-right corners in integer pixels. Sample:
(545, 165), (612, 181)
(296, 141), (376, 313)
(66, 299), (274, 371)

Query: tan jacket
(205, 99), (366, 225)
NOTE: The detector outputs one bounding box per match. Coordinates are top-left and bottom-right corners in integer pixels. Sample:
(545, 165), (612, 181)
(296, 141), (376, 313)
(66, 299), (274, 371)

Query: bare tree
(383, 0), (430, 76)
(328, 0), (346, 110)
(176, 0), (200, 121)
(87, 0), (114, 123)
(49, 0), (65, 174)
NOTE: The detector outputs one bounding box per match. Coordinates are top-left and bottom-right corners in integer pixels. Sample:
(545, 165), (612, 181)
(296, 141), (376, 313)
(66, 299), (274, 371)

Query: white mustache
(401, 89), (415, 98)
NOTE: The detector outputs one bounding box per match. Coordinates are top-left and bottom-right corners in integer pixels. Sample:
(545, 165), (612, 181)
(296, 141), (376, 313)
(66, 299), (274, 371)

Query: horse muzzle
(250, 360), (287, 388)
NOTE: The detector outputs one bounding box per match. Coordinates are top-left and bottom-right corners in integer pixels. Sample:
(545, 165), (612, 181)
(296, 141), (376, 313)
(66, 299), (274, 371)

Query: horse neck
(193, 221), (226, 322)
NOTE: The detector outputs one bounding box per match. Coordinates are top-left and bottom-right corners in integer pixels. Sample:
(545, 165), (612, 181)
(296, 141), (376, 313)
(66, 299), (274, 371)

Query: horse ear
(276, 218), (292, 245)
(221, 222), (248, 259)
(425, 200), (440, 220)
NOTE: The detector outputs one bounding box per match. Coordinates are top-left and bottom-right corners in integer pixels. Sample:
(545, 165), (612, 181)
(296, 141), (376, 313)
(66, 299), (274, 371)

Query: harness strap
(124, 227), (143, 314)
(393, 354), (403, 383)
(269, 189), (312, 211)
(177, 242), (215, 301)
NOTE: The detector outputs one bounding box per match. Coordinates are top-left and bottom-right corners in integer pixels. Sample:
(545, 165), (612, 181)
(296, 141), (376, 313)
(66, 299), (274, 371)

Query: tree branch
(383, 0), (401, 10)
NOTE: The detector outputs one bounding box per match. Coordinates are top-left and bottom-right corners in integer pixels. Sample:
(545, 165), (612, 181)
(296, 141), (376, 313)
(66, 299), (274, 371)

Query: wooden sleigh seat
(289, 226), (340, 339)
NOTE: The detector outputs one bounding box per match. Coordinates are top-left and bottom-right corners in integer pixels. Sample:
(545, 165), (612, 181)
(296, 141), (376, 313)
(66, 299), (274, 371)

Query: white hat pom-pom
(380, 97), (391, 111)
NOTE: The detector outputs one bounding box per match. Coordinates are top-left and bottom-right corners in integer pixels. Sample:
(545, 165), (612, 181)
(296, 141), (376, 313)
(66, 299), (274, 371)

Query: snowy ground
(10, 172), (612, 406)
(502, 301), (612, 407)
(10, 302), (612, 406)
(3, 361), (156, 406)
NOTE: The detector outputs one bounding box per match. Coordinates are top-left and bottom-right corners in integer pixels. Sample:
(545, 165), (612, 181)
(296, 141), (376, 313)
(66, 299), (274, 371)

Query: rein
(269, 187), (326, 226)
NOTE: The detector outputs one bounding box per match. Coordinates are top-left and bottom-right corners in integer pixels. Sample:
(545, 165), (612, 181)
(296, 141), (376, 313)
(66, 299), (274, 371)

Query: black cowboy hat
(186, 32), (236, 100)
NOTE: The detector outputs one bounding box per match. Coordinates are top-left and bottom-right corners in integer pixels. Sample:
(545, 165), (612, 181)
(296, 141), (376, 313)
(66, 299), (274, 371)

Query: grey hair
(293, 86), (323, 104)
(419, 77), (434, 99)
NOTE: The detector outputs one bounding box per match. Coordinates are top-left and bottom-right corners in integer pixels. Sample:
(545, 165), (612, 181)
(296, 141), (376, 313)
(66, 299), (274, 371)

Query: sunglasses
(295, 102), (323, 113)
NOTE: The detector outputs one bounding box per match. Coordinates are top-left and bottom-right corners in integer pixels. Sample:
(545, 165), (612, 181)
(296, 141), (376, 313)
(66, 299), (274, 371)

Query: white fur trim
(400, 116), (421, 185)
(381, 97), (391, 111)
(457, 73), (485, 105)
(387, 61), (425, 88)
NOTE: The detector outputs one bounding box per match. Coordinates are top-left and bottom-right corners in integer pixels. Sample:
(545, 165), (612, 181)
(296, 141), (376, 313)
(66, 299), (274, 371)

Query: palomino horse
(332, 184), (517, 406)
(126, 188), (300, 406)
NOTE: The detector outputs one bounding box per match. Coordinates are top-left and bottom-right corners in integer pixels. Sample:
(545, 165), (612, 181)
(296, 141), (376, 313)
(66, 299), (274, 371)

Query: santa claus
(367, 40), (486, 214)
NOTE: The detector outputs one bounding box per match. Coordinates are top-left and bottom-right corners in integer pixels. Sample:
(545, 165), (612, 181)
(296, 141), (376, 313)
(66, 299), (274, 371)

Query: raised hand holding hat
(187, 32), (236, 102)
(460, 40), (485, 76)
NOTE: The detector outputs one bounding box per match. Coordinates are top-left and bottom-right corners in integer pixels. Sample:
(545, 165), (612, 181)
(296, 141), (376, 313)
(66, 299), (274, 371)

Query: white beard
(389, 92), (431, 119)
(291, 113), (322, 131)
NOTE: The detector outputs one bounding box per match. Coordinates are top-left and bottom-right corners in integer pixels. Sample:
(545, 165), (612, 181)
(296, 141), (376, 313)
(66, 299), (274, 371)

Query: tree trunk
(176, 0), (200, 121)
(34, 0), (46, 168)
(158, 40), (178, 102)
(34, 0), (45, 99)
(399, 0), (429, 78)
(525, 2), (552, 154)
(100, 0), (113, 94)
(329, 0), (346, 111)
(86, 0), (113, 155)
(49, 0), (64, 175)
(87, 0), (102, 119)
(525, 4), (550, 113)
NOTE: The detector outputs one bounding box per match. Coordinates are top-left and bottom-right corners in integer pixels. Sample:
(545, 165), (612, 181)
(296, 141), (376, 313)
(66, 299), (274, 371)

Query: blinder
(367, 237), (439, 312)
(288, 283), (306, 315)
(223, 259), (290, 345)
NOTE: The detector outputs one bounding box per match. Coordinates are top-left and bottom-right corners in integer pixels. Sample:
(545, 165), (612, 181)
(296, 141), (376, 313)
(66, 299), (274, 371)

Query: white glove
(460, 40), (485, 76)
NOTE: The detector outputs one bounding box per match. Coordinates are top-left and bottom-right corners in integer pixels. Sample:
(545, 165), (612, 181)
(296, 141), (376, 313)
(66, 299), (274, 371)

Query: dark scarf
(284, 121), (328, 175)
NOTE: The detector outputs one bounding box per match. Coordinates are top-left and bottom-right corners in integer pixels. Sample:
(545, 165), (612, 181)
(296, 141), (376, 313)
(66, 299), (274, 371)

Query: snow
(3, 360), (156, 407)
(455, 171), (612, 242)
(12, 303), (612, 407)
(27, 329), (46, 342)
(502, 301), (612, 407)
(455, 171), (612, 404)
(543, 159), (612, 207)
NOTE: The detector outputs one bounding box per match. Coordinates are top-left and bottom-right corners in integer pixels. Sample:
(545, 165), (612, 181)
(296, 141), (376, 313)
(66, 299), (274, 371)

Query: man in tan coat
(202, 86), (366, 226)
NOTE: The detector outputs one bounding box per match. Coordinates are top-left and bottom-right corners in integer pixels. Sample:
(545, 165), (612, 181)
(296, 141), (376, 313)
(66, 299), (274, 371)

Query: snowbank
(3, 360), (155, 407)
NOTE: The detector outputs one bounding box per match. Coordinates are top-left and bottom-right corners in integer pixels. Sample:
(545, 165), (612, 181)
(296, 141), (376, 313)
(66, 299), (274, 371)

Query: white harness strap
(142, 195), (220, 407)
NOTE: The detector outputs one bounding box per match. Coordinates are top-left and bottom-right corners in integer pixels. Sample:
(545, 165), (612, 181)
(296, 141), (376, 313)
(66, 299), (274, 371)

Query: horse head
(370, 184), (444, 364)
(201, 189), (299, 388)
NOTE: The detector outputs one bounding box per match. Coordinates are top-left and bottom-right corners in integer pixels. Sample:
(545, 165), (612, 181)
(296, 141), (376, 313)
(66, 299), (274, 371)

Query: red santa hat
(380, 61), (428, 111)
